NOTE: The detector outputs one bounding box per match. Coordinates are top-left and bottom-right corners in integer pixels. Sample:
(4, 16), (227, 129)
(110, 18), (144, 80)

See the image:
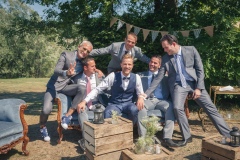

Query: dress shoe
(163, 139), (180, 147)
(178, 137), (193, 146)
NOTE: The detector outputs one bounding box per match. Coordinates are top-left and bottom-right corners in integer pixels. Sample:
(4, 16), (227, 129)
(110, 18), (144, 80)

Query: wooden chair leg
(184, 98), (190, 119)
(20, 104), (29, 155)
(55, 98), (63, 144)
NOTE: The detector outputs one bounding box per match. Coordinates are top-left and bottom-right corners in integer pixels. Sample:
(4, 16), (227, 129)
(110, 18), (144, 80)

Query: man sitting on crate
(137, 55), (179, 147)
(77, 54), (145, 150)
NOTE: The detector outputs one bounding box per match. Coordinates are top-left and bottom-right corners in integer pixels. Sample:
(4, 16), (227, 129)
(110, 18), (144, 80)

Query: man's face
(124, 35), (137, 50)
(121, 58), (133, 76)
(77, 44), (93, 59)
(84, 60), (96, 75)
(161, 40), (178, 55)
(149, 57), (161, 72)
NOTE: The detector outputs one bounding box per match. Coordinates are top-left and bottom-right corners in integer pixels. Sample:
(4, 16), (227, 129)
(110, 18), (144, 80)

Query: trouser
(104, 102), (139, 125)
(39, 84), (85, 126)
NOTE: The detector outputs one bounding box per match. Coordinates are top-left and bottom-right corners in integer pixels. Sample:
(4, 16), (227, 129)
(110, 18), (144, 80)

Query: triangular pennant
(180, 31), (190, 37)
(110, 17), (118, 27)
(151, 31), (159, 42)
(160, 31), (168, 37)
(134, 27), (141, 35)
(172, 31), (178, 37)
(233, 21), (240, 28)
(126, 23), (133, 33)
(117, 20), (124, 31)
(204, 26), (214, 37)
(193, 29), (201, 38)
(142, 29), (150, 41)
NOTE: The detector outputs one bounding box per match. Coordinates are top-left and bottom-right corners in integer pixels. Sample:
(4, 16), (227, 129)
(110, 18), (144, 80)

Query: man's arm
(134, 47), (150, 64)
(89, 44), (113, 56)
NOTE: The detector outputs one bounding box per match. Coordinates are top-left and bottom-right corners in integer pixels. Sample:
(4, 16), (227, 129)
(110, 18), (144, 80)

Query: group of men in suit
(39, 32), (231, 150)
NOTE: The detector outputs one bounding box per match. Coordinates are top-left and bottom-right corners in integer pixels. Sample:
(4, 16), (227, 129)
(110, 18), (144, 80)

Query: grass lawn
(0, 78), (48, 111)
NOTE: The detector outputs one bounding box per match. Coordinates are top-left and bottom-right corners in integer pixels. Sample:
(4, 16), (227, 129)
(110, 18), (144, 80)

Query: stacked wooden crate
(84, 117), (134, 160)
(201, 135), (240, 160)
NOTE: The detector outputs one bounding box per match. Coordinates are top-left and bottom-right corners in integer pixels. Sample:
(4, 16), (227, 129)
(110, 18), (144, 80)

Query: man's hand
(67, 62), (76, 76)
(77, 101), (87, 113)
(136, 96), (145, 110)
(96, 69), (104, 78)
(192, 89), (201, 100)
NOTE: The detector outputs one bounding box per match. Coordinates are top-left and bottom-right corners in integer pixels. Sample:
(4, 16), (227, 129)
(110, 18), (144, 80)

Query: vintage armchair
(0, 99), (29, 155)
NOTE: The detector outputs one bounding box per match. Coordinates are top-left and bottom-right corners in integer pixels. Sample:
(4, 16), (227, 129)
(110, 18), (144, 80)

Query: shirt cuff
(63, 70), (67, 77)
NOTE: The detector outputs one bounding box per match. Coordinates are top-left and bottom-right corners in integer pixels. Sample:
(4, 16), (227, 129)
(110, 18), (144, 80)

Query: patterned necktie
(86, 76), (92, 109)
(151, 74), (155, 83)
(175, 54), (187, 88)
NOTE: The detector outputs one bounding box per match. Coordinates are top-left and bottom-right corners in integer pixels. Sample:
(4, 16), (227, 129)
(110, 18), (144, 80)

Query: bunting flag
(204, 26), (214, 37)
(110, 17), (215, 41)
(134, 27), (141, 35)
(126, 23), (133, 33)
(193, 29), (201, 38)
(142, 29), (150, 41)
(160, 31), (168, 37)
(117, 20), (124, 31)
(181, 31), (190, 37)
(233, 21), (240, 28)
(110, 17), (118, 27)
(172, 31), (178, 37)
(151, 31), (159, 42)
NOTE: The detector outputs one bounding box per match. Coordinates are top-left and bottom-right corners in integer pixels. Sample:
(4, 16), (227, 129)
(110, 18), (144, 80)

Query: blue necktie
(123, 77), (130, 80)
(175, 54), (187, 88)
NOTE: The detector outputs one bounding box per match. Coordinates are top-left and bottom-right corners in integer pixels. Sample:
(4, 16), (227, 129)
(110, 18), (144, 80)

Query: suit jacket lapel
(170, 56), (177, 72)
(131, 48), (135, 58)
(181, 47), (187, 67)
(118, 43), (125, 59)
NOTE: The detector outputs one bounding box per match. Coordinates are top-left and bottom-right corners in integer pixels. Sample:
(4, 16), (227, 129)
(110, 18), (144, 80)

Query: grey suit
(90, 42), (150, 73)
(145, 46), (230, 139)
(40, 50), (83, 126)
(137, 71), (175, 139)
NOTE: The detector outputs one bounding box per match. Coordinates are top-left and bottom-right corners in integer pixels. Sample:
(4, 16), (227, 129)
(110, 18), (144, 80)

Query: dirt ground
(1, 108), (239, 160)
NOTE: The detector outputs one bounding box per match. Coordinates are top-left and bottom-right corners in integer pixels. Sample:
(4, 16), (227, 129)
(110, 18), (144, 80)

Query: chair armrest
(0, 99), (26, 123)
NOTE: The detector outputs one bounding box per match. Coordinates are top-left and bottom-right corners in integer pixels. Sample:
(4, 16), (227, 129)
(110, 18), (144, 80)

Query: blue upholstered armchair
(0, 99), (29, 155)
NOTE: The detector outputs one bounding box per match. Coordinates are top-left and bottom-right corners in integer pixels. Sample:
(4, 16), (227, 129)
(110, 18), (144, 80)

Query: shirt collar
(177, 46), (182, 56)
(121, 72), (130, 78)
(148, 70), (158, 76)
(83, 73), (94, 79)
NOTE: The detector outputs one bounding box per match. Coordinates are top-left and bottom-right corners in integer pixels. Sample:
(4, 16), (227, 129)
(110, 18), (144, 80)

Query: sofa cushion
(0, 132), (23, 148)
(0, 121), (23, 140)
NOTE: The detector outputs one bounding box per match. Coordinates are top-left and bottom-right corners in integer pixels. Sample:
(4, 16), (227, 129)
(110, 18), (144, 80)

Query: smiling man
(39, 41), (94, 142)
(77, 54), (144, 126)
(89, 32), (150, 74)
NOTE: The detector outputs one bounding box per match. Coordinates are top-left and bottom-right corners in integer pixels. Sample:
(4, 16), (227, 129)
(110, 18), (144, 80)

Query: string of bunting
(110, 17), (215, 42)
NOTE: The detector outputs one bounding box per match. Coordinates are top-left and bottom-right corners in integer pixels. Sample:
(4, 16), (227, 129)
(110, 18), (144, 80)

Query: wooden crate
(121, 148), (173, 160)
(201, 135), (240, 160)
(85, 148), (126, 160)
(84, 117), (133, 156)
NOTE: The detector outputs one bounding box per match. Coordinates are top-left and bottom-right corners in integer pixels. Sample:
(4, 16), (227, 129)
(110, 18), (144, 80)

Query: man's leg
(60, 84), (86, 128)
(155, 100), (175, 139)
(122, 103), (139, 125)
(137, 108), (148, 137)
(195, 90), (230, 138)
(39, 88), (56, 141)
(104, 103), (122, 119)
(172, 84), (190, 140)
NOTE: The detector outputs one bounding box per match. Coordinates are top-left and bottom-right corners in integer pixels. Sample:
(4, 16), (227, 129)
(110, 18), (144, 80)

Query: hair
(82, 57), (95, 67)
(121, 53), (134, 63)
(151, 55), (162, 63)
(126, 32), (138, 42)
(79, 40), (93, 48)
(160, 34), (178, 45)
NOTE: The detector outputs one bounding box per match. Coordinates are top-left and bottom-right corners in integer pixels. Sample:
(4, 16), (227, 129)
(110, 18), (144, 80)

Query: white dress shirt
(148, 71), (163, 99)
(76, 73), (98, 106)
(84, 72), (144, 103)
